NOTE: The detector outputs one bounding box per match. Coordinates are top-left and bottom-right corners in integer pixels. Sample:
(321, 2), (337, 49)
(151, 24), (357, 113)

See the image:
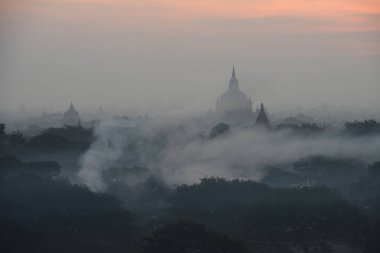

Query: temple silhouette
(216, 67), (270, 127)
(63, 103), (81, 126)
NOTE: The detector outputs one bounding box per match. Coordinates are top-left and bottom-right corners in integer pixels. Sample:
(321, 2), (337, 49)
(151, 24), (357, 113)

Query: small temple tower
(63, 103), (80, 126)
(255, 103), (270, 128)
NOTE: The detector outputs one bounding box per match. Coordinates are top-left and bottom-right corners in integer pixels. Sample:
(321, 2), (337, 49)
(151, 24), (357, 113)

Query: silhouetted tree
(8, 131), (26, 147)
(293, 155), (366, 187)
(364, 220), (380, 253)
(0, 123), (5, 140)
(25, 126), (93, 152)
(26, 132), (72, 151)
(275, 123), (324, 136)
(209, 123), (230, 138)
(44, 125), (93, 143)
(261, 166), (304, 187)
(342, 161), (380, 221)
(344, 120), (380, 136)
(368, 161), (380, 179)
(169, 178), (367, 252)
(0, 155), (61, 178)
(139, 220), (247, 253)
(0, 175), (137, 253)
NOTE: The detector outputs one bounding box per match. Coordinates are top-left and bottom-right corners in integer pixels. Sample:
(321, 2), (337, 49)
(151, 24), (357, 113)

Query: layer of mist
(78, 117), (380, 191)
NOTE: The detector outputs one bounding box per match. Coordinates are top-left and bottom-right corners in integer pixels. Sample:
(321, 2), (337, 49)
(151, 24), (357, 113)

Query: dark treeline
(0, 120), (380, 253)
(276, 120), (380, 136)
(0, 123), (93, 155)
(2, 119), (380, 155)
(1, 119), (380, 155)
(0, 174), (136, 253)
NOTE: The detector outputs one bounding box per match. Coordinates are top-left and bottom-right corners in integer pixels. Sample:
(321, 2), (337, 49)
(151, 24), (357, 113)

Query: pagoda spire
(229, 66), (239, 90)
(255, 103), (271, 128)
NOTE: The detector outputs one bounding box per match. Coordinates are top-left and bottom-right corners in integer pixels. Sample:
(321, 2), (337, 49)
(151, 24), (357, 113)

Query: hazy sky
(0, 0), (379, 115)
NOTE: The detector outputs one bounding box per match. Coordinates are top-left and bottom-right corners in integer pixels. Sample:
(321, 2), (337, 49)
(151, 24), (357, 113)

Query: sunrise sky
(1, 0), (379, 114)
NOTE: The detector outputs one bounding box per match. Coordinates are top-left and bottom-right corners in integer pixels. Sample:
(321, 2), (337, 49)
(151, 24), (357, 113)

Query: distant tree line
(275, 119), (380, 136)
(0, 123), (93, 156)
(343, 120), (380, 136)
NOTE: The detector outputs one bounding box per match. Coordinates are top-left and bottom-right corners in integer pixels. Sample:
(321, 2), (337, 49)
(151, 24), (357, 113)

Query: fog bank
(78, 118), (380, 191)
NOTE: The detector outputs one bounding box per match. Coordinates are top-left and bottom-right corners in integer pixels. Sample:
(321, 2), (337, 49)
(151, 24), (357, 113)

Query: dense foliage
(0, 172), (136, 253)
(139, 220), (247, 253)
(0, 121), (379, 252)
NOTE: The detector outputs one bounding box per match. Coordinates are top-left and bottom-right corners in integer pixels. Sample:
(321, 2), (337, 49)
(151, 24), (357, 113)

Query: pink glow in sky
(2, 0), (380, 32)
(0, 1), (379, 113)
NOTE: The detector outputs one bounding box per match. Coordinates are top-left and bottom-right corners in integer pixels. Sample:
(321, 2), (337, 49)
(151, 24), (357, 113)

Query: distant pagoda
(255, 103), (270, 128)
(216, 67), (255, 125)
(63, 103), (80, 126)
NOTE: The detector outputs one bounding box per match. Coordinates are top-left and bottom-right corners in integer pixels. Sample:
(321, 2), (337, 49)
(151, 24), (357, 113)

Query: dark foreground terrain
(1, 120), (380, 253)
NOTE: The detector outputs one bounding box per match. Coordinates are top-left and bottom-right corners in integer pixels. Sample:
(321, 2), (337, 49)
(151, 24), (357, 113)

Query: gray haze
(0, 1), (379, 116)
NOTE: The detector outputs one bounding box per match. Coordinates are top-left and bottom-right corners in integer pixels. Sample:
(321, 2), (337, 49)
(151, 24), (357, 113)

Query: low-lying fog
(78, 117), (380, 191)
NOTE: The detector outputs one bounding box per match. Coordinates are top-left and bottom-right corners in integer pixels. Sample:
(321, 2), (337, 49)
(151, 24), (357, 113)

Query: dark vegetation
(168, 178), (367, 252)
(0, 175), (136, 253)
(0, 120), (380, 252)
(0, 123), (93, 155)
(263, 156), (367, 188)
(275, 123), (324, 135)
(343, 120), (380, 136)
(275, 120), (380, 137)
(24, 125), (93, 152)
(0, 155), (60, 178)
(209, 122), (230, 138)
(138, 220), (248, 253)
